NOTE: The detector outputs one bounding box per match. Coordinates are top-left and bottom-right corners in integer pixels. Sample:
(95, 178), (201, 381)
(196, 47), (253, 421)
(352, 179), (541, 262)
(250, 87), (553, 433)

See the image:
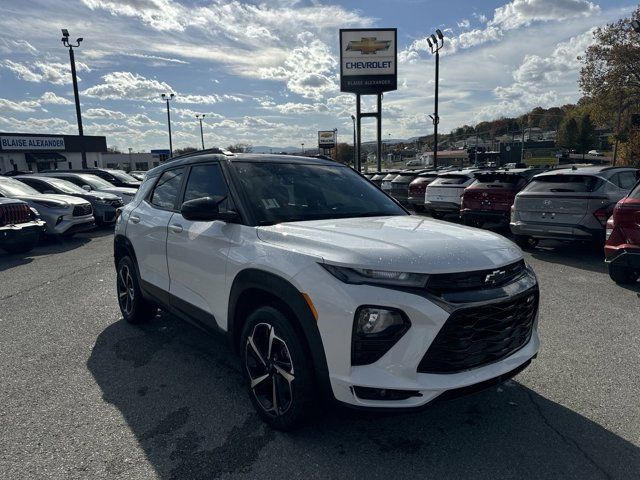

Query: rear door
(515, 174), (599, 225)
(166, 163), (239, 329)
(126, 167), (184, 294)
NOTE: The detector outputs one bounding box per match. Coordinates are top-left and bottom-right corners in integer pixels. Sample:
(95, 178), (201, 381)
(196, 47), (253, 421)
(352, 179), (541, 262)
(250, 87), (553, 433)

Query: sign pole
(356, 94), (362, 172)
(377, 93), (382, 172)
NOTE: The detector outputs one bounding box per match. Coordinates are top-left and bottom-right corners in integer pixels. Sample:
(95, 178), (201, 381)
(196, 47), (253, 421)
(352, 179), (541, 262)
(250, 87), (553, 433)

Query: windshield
(77, 175), (116, 189)
(523, 175), (600, 193)
(45, 178), (87, 194)
(0, 178), (41, 196)
(107, 170), (139, 183)
(233, 162), (406, 225)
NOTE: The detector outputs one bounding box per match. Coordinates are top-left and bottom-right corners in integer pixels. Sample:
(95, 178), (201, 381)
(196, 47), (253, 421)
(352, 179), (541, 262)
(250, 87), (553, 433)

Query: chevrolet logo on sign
(346, 37), (391, 55)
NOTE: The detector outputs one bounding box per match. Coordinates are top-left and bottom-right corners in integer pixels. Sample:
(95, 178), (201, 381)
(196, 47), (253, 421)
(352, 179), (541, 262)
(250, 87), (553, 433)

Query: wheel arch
(228, 268), (332, 401)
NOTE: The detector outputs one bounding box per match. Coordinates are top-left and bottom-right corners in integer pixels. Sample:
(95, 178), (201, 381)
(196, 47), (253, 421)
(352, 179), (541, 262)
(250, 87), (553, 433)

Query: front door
(166, 163), (239, 329)
(127, 167), (185, 294)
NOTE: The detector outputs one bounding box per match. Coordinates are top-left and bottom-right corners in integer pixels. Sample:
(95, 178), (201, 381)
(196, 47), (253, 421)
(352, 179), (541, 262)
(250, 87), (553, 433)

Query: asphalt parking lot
(1, 226), (639, 479)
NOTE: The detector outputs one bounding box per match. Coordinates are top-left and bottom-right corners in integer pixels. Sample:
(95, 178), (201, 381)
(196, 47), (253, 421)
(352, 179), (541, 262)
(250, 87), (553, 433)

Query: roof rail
(601, 165), (636, 171)
(166, 147), (234, 162)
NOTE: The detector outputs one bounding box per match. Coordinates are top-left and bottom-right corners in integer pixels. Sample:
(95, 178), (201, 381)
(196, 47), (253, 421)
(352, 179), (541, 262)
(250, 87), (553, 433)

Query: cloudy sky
(0, 0), (634, 151)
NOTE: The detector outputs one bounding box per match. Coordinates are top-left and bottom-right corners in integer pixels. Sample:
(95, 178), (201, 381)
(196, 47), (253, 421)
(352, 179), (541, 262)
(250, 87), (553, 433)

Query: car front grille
(73, 204), (93, 217)
(0, 203), (31, 226)
(109, 199), (124, 207)
(426, 260), (526, 295)
(417, 288), (538, 374)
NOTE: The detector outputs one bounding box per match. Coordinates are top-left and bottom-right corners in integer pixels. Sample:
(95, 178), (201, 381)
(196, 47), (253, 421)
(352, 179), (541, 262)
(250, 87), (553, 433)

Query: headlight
(321, 264), (429, 288)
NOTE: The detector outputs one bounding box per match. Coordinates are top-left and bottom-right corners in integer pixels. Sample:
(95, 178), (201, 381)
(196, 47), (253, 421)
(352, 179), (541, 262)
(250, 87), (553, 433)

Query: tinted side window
(20, 179), (45, 192)
(63, 177), (83, 187)
(182, 164), (234, 211)
(616, 171), (637, 190)
(150, 169), (184, 209)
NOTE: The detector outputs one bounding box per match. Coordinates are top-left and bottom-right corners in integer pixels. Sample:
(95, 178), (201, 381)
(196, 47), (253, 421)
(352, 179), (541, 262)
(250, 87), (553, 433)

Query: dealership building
(0, 132), (107, 174)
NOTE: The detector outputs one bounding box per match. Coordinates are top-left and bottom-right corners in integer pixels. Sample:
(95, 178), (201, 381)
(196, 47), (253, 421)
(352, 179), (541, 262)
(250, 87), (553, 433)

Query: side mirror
(82, 185), (91, 191)
(181, 196), (239, 223)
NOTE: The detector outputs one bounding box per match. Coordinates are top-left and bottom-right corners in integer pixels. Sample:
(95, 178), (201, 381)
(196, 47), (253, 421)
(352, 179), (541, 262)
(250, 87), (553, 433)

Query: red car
(407, 171), (438, 212)
(605, 180), (640, 284)
(460, 169), (543, 227)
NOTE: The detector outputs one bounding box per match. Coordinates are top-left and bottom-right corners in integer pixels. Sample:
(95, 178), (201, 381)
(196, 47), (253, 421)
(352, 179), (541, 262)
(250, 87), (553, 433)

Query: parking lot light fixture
(428, 29), (444, 168)
(351, 115), (356, 167)
(301, 143), (305, 154)
(61, 29), (87, 169)
(161, 93), (175, 157)
(196, 114), (206, 150)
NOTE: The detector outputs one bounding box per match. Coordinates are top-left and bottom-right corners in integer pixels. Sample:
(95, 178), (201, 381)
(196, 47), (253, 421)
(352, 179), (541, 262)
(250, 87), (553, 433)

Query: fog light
(356, 307), (405, 335)
(56, 216), (63, 225)
(352, 306), (410, 365)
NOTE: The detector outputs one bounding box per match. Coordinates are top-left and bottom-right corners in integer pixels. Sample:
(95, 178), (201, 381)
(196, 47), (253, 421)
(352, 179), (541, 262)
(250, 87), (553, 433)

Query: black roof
(148, 152), (342, 177)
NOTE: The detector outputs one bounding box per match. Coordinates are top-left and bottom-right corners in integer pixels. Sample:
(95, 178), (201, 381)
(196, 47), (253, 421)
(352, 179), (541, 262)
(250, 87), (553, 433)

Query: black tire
(240, 306), (313, 430)
(116, 256), (157, 324)
(514, 235), (539, 250)
(430, 210), (445, 220)
(413, 205), (425, 213)
(608, 264), (639, 284)
(463, 217), (483, 228)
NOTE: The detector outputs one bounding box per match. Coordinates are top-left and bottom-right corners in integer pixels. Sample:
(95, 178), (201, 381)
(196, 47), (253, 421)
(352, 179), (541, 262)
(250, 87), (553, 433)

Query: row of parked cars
(0, 168), (141, 254)
(366, 165), (640, 284)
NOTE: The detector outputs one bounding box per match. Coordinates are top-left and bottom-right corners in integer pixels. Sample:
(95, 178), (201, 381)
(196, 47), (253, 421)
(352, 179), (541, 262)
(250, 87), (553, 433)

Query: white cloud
(2, 60), (90, 85)
(0, 116), (75, 133)
(457, 19), (471, 29)
(82, 71), (172, 100)
(39, 92), (73, 105)
(490, 0), (599, 30)
(0, 98), (40, 112)
(127, 113), (160, 127)
(0, 39), (38, 55)
(84, 107), (127, 119)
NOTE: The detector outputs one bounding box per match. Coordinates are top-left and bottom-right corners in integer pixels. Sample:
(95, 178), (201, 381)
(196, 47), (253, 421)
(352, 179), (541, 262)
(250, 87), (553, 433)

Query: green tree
(226, 143), (253, 153)
(576, 114), (597, 159)
(557, 117), (579, 150)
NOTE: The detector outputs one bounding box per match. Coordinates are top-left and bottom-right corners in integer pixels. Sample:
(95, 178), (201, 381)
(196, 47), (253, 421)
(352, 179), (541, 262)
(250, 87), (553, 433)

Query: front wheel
(241, 306), (313, 430)
(116, 256), (157, 324)
(608, 264), (639, 284)
(514, 235), (539, 251)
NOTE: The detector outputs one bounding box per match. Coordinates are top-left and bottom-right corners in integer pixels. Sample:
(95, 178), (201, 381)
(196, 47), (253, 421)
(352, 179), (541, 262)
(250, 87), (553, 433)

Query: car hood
(96, 187), (137, 197)
(11, 193), (89, 207)
(82, 191), (120, 201)
(257, 215), (522, 274)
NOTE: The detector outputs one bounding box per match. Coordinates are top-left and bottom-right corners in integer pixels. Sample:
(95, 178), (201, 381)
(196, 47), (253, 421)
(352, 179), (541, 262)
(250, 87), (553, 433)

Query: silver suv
(510, 166), (639, 249)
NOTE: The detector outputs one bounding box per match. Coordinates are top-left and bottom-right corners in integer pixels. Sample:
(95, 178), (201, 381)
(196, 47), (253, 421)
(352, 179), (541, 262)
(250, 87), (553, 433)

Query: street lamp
(196, 114), (206, 150)
(161, 93), (175, 157)
(427, 28), (444, 168)
(333, 127), (338, 160)
(350, 115), (356, 167)
(61, 29), (87, 169)
(301, 142), (305, 154)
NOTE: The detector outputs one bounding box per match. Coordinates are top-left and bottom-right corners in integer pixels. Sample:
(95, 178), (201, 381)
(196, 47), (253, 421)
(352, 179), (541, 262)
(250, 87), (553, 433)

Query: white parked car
(39, 172), (137, 204)
(424, 169), (478, 219)
(114, 153), (539, 429)
(0, 177), (94, 236)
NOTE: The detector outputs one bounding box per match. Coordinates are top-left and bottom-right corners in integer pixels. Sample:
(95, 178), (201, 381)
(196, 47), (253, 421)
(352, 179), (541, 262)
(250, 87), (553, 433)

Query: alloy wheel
(117, 264), (135, 316)
(245, 322), (295, 416)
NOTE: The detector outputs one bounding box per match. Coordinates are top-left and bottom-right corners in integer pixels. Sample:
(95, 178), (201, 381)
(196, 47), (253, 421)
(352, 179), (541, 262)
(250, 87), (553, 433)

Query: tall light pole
(161, 93), (175, 157)
(427, 29), (444, 168)
(61, 29), (87, 169)
(301, 143), (305, 154)
(350, 115), (356, 168)
(333, 127), (338, 160)
(196, 114), (206, 149)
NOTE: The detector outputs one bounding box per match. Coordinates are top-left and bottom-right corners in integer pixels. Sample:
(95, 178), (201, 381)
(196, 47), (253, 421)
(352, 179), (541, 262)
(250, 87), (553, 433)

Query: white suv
(114, 152), (540, 429)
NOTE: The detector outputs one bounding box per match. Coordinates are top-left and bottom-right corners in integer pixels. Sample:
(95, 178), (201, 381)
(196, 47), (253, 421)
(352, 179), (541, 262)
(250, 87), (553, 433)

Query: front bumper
(48, 215), (96, 235)
(295, 264), (540, 409)
(0, 220), (45, 248)
(93, 204), (119, 224)
(510, 220), (602, 241)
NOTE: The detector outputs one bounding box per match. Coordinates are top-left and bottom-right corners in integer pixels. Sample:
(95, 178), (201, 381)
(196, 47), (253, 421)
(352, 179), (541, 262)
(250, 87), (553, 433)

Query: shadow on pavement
(88, 313), (639, 480)
(528, 241), (606, 274)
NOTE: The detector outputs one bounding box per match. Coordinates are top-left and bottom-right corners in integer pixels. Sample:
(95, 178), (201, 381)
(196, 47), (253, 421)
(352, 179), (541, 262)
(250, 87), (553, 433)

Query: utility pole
(61, 29), (87, 169)
(350, 115), (356, 168)
(161, 93), (175, 157)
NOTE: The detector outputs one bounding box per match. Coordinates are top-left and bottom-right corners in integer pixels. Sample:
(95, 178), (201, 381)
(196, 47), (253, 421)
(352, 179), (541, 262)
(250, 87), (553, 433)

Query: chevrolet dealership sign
(340, 28), (397, 94)
(0, 136), (65, 151)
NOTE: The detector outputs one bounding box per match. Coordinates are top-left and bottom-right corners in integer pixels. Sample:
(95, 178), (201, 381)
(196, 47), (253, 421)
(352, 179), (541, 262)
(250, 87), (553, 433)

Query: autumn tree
(557, 117), (579, 150)
(576, 114), (597, 159)
(226, 143), (253, 153)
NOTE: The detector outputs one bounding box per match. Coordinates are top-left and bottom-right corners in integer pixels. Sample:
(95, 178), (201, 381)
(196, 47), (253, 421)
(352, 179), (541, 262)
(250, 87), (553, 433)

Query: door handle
(169, 224), (183, 233)
(130, 215), (140, 224)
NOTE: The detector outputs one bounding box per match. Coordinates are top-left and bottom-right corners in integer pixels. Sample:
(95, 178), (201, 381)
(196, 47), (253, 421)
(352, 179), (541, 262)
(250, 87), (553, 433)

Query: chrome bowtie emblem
(543, 200), (552, 206)
(485, 269), (506, 284)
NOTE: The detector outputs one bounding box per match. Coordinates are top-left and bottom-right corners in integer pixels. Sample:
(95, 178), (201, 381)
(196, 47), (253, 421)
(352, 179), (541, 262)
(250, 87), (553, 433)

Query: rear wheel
(463, 217), (484, 228)
(608, 264), (639, 284)
(514, 235), (539, 250)
(116, 256), (157, 324)
(241, 306), (313, 430)
(430, 210), (445, 220)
